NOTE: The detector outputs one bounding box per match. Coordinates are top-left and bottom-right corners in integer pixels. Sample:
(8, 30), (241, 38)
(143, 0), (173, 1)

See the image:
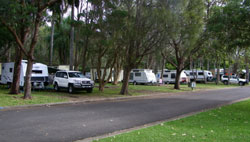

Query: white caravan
(185, 70), (213, 82)
(129, 69), (157, 85)
(156, 70), (188, 84)
(0, 60), (49, 89)
(91, 68), (124, 83)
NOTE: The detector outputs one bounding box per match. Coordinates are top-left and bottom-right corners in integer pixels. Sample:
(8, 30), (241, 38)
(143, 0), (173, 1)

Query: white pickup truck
(221, 75), (246, 86)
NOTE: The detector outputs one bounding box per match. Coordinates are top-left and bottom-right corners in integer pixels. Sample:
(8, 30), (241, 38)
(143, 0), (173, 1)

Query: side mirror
(64, 75), (68, 79)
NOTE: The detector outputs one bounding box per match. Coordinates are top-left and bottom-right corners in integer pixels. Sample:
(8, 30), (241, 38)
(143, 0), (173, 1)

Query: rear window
(223, 76), (228, 78)
(32, 70), (42, 74)
(135, 73), (141, 77)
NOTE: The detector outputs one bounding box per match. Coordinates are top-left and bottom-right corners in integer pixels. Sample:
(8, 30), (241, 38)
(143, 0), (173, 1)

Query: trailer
(0, 60), (49, 89)
(129, 69), (157, 85)
(156, 70), (188, 84)
(185, 70), (213, 82)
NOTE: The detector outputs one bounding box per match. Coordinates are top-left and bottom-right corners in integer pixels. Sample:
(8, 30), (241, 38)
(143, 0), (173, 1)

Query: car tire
(239, 82), (244, 86)
(68, 84), (75, 94)
(223, 81), (228, 85)
(133, 81), (137, 85)
(54, 83), (60, 91)
(86, 88), (93, 93)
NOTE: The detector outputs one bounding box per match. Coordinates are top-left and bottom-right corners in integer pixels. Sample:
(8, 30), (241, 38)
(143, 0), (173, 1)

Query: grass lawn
(0, 82), (240, 107)
(94, 99), (250, 142)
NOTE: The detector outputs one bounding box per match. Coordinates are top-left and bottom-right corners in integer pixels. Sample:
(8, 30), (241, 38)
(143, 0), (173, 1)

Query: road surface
(0, 87), (250, 142)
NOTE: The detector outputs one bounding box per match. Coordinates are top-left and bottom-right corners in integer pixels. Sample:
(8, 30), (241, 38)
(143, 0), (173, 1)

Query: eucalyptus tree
(159, 0), (206, 89)
(119, 0), (164, 95)
(0, 0), (62, 99)
(207, 0), (250, 84)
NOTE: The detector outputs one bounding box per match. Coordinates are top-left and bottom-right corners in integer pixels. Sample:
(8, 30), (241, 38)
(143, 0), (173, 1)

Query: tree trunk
(24, 59), (33, 99)
(113, 68), (121, 85)
(207, 59), (210, 70)
(69, 0), (75, 70)
(245, 52), (249, 84)
(99, 81), (105, 92)
(49, 16), (55, 66)
(120, 67), (131, 95)
(174, 69), (181, 90)
(216, 61), (220, 85)
(9, 48), (23, 94)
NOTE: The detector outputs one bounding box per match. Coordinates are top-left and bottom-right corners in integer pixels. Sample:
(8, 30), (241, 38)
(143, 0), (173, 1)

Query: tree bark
(174, 69), (181, 90)
(69, 0), (75, 70)
(216, 60), (220, 85)
(49, 15), (55, 66)
(120, 67), (132, 95)
(9, 48), (23, 94)
(245, 51), (249, 84)
(23, 59), (33, 99)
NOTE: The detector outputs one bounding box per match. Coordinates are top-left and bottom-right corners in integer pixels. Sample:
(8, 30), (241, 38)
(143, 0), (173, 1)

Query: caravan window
(9, 68), (13, 73)
(32, 70), (42, 74)
(163, 74), (168, 78)
(198, 72), (204, 75)
(2, 66), (4, 70)
(190, 72), (195, 75)
(171, 73), (176, 79)
(135, 73), (141, 77)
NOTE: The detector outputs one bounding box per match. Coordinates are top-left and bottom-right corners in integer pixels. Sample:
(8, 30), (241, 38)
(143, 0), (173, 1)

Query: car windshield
(68, 72), (85, 78)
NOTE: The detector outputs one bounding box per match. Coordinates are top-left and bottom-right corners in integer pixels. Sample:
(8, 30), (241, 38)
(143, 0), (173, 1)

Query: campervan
(91, 68), (124, 83)
(0, 60), (49, 89)
(129, 69), (157, 85)
(156, 70), (187, 84)
(185, 70), (213, 82)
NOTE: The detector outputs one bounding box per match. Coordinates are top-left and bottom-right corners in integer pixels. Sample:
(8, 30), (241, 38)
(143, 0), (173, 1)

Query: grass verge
(0, 82), (240, 107)
(94, 99), (250, 142)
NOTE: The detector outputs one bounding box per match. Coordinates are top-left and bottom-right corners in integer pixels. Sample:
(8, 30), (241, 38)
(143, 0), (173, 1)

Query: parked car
(221, 75), (246, 86)
(53, 71), (94, 93)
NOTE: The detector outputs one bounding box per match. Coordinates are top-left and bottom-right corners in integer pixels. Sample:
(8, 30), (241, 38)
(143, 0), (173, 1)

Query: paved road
(1, 87), (250, 142)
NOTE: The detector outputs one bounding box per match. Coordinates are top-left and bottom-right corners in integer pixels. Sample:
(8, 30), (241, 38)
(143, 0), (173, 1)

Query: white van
(129, 69), (157, 85)
(156, 70), (187, 84)
(0, 60), (49, 89)
(185, 70), (213, 82)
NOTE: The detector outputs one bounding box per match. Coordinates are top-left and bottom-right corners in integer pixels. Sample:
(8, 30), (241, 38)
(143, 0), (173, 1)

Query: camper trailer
(185, 70), (213, 82)
(91, 68), (124, 83)
(0, 60), (49, 89)
(156, 70), (187, 84)
(129, 69), (157, 85)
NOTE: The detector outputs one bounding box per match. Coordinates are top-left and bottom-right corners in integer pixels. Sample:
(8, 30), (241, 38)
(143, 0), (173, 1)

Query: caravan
(129, 69), (157, 85)
(90, 68), (124, 83)
(156, 70), (187, 84)
(185, 70), (213, 82)
(0, 60), (49, 89)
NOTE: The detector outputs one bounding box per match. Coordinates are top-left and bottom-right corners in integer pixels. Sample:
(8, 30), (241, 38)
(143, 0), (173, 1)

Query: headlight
(90, 80), (95, 84)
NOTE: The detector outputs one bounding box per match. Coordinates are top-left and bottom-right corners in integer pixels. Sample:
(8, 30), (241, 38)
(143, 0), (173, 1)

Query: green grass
(94, 99), (250, 142)
(0, 82), (240, 107)
(0, 89), (68, 107)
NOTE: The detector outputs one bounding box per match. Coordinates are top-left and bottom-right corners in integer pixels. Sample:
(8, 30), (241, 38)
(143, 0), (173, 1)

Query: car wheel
(223, 81), (228, 85)
(86, 88), (93, 93)
(54, 83), (60, 91)
(239, 82), (244, 86)
(68, 84), (74, 94)
(133, 81), (137, 85)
